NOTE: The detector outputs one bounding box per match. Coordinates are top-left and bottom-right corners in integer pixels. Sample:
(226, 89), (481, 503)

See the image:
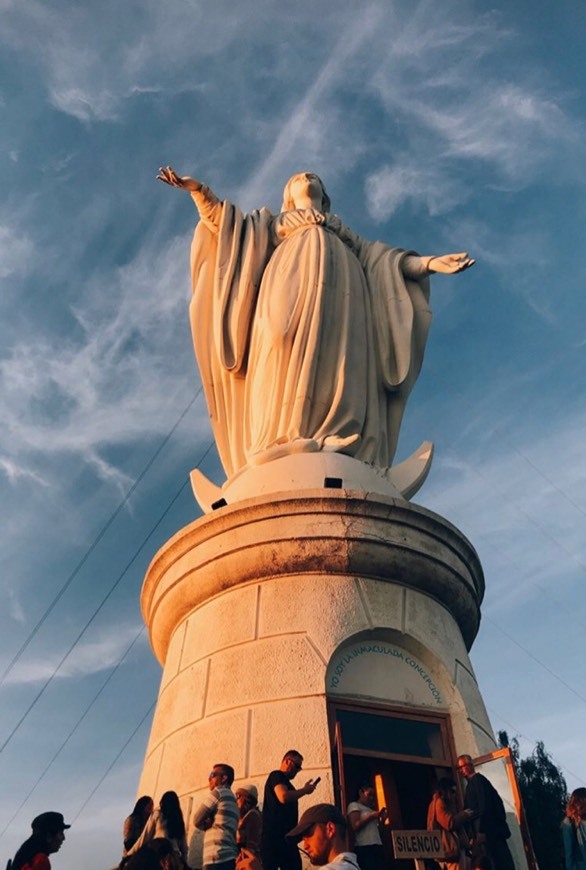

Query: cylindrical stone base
(138, 493), (495, 819)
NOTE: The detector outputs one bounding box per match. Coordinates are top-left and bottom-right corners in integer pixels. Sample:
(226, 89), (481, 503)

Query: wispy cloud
(423, 406), (586, 616)
(238, 5), (384, 207)
(6, 587), (26, 626)
(0, 235), (198, 488)
(0, 4), (585, 857)
(0, 225), (34, 279)
(441, 214), (561, 324)
(0, 0), (297, 122)
(361, 6), (577, 219)
(2, 623), (146, 686)
(409, 84), (570, 177)
(365, 162), (466, 221)
(0, 457), (48, 487)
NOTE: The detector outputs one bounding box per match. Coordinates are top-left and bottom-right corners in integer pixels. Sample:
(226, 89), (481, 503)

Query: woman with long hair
(427, 777), (474, 870)
(124, 796), (155, 856)
(128, 791), (188, 864)
(562, 788), (586, 869)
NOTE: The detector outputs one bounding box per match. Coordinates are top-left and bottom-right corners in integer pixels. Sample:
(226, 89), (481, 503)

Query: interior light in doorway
(374, 773), (390, 825)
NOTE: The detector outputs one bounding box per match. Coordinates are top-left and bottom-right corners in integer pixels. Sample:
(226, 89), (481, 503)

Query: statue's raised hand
(428, 253), (475, 274)
(157, 166), (202, 193)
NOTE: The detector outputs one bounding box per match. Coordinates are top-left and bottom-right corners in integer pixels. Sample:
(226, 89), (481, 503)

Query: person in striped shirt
(193, 763), (239, 870)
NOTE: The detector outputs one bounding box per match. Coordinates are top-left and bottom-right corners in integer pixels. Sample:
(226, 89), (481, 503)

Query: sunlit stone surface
(135, 492), (518, 863)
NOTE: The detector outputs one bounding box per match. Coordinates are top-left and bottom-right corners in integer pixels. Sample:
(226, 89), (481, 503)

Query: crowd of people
(7, 750), (586, 870)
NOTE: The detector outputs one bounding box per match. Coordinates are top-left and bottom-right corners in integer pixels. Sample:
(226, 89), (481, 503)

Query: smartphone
(312, 776), (322, 786)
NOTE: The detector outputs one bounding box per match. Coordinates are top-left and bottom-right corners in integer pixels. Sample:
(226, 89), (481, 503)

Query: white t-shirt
(322, 852), (362, 870)
(347, 802), (382, 847)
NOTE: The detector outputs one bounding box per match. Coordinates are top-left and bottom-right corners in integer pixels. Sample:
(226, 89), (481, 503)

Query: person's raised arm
(157, 165), (222, 230)
(348, 809), (379, 832)
(274, 779), (318, 804)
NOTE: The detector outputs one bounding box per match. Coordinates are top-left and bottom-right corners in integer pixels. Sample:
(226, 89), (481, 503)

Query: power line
(433, 438), (586, 616)
(7, 364), (584, 824)
(449, 488), (586, 629)
(428, 462), (586, 790)
(72, 700), (156, 823)
(0, 469), (193, 755)
(484, 616), (586, 707)
(0, 390), (201, 689)
(430, 479), (586, 637)
(0, 437), (214, 830)
(430, 468), (586, 710)
(0, 626), (146, 839)
(487, 706), (586, 788)
(425, 366), (586, 524)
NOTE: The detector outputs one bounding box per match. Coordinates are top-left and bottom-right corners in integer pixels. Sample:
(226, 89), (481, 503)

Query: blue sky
(1, 0), (585, 867)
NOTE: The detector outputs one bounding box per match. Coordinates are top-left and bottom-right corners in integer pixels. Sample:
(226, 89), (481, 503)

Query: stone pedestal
(138, 490), (496, 819)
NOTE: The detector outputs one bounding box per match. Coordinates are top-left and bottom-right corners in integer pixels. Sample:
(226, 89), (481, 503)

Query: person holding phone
(261, 751), (319, 870)
(347, 784), (387, 870)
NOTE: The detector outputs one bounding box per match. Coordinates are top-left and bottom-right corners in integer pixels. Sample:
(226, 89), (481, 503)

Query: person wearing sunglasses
(261, 751), (319, 870)
(193, 764), (239, 870)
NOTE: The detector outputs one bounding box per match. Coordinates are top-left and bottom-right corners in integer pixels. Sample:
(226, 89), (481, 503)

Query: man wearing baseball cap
(286, 804), (360, 870)
(8, 812), (70, 870)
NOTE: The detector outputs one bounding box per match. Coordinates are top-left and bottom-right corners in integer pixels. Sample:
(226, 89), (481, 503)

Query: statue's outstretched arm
(324, 213), (475, 279)
(157, 165), (204, 193)
(399, 252), (475, 279)
(422, 253), (475, 274)
(157, 165), (221, 229)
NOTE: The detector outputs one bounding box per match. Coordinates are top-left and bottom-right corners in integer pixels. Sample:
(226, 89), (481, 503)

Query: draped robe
(189, 201), (432, 480)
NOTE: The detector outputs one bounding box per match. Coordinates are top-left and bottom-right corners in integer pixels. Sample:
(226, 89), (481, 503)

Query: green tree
(499, 730), (568, 870)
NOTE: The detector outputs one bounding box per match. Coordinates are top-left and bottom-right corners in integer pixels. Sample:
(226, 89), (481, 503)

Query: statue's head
(281, 172), (331, 213)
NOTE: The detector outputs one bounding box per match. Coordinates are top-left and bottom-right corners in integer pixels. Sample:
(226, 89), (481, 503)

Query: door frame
(328, 697), (461, 805)
(473, 747), (538, 870)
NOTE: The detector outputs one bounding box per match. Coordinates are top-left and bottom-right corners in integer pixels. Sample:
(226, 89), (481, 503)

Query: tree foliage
(498, 730), (568, 870)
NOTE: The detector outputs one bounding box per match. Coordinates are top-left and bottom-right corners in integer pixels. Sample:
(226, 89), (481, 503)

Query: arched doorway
(329, 699), (458, 868)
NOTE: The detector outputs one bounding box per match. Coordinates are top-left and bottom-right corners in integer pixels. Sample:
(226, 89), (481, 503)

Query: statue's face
(287, 172), (324, 209)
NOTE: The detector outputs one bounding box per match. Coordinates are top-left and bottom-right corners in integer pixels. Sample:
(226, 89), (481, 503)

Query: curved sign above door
(326, 639), (443, 706)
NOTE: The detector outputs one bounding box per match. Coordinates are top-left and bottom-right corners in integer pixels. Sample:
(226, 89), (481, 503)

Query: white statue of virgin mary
(158, 167), (473, 490)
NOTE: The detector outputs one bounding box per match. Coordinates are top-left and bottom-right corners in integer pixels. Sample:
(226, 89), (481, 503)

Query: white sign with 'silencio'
(392, 830), (444, 859)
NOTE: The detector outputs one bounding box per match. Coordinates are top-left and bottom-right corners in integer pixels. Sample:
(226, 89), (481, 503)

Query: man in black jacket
(457, 755), (515, 869)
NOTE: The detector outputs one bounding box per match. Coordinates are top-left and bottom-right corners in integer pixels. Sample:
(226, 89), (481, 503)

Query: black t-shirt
(262, 769), (297, 846)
